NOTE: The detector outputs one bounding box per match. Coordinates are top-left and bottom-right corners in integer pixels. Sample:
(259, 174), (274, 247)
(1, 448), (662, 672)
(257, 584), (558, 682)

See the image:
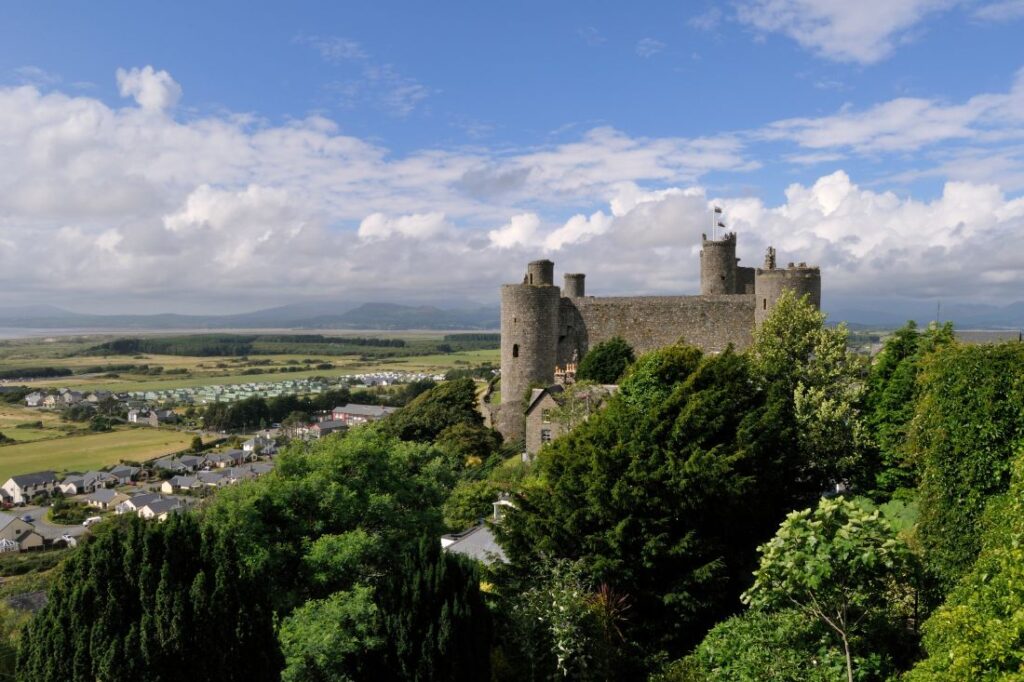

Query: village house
(204, 450), (247, 469)
(85, 488), (129, 510)
(116, 492), (162, 515)
(161, 476), (199, 494)
(23, 392), (44, 408)
(242, 433), (275, 454)
(523, 384), (618, 457)
(2, 471), (58, 505)
(197, 470), (229, 487)
(108, 465), (142, 485)
(309, 420), (346, 439)
(58, 471), (118, 496)
(0, 512), (45, 552)
(138, 498), (184, 522)
(331, 404), (398, 425)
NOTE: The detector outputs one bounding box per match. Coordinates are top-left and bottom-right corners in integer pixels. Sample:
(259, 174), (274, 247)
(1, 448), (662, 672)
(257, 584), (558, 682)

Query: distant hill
(0, 301), (499, 331)
(829, 299), (1024, 329)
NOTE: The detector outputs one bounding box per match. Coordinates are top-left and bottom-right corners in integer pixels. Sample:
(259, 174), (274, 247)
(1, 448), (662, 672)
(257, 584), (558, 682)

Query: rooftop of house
(8, 471), (57, 487)
(441, 523), (507, 566)
(332, 404), (398, 418)
(142, 498), (182, 515)
(87, 488), (122, 503)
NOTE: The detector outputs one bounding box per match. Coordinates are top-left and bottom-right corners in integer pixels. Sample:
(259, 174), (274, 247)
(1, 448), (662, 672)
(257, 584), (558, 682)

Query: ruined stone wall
(566, 294), (756, 358)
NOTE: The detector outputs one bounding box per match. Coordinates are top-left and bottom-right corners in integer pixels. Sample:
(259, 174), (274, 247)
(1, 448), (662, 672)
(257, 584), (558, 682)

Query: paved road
(15, 505), (88, 540)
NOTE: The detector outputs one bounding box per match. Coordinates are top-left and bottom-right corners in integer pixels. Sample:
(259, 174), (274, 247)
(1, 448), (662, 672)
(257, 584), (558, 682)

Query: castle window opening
(513, 344), (519, 358)
(540, 429), (552, 443)
(763, 298), (767, 310)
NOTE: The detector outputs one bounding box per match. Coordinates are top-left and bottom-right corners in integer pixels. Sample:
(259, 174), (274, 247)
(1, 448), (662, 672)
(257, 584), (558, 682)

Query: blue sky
(0, 1), (1023, 312)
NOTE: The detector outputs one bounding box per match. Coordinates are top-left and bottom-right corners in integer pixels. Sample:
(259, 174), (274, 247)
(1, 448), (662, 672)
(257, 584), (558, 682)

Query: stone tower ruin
(493, 232), (822, 441)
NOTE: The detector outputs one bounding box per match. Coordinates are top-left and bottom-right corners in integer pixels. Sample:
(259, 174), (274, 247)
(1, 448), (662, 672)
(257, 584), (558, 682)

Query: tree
(498, 345), (800, 667)
(911, 341), (1024, 591)
(17, 515), (281, 681)
(742, 497), (914, 682)
(498, 559), (634, 681)
(383, 378), (482, 443)
(279, 587), (383, 682)
(190, 434), (204, 452)
(664, 608), (848, 682)
(576, 337), (635, 384)
(907, 448), (1024, 680)
(864, 321), (954, 495)
(750, 290), (869, 490)
(377, 538), (492, 681)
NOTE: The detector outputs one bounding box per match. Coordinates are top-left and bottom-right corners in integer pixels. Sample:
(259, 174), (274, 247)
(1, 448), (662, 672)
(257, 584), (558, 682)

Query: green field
(0, 332), (499, 394)
(4, 349), (498, 394)
(0, 404), (69, 443)
(0, 428), (195, 482)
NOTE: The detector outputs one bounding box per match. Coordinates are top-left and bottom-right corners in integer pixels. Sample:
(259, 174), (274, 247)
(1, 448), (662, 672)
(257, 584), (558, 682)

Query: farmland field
(0, 332), (499, 394)
(0, 404), (67, 443)
(0, 428), (195, 482)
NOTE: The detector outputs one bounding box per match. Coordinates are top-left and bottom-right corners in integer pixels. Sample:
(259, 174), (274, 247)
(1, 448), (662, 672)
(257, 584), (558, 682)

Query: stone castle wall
(557, 294), (755, 365)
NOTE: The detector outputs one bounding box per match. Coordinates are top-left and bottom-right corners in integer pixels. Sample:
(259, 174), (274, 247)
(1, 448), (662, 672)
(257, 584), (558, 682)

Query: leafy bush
(576, 336), (635, 384)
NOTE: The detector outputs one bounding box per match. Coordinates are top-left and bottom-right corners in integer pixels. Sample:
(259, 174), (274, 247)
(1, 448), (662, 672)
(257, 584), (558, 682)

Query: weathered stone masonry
(494, 233), (822, 441)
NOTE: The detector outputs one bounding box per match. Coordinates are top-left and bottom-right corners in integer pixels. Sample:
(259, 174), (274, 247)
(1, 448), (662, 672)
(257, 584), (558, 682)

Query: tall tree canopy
(911, 342), (1024, 590)
(17, 515), (281, 682)
(576, 337), (635, 384)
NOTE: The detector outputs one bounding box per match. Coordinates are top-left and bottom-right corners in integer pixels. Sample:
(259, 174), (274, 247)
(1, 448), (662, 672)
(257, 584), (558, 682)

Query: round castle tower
(563, 273), (586, 298)
(700, 232), (738, 295)
(754, 248), (821, 326)
(499, 260), (562, 439)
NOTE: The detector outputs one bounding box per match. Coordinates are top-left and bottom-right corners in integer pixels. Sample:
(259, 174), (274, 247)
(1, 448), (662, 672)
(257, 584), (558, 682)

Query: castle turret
(700, 232), (738, 295)
(498, 263), (562, 440)
(563, 273), (586, 298)
(526, 259), (554, 286)
(754, 249), (821, 325)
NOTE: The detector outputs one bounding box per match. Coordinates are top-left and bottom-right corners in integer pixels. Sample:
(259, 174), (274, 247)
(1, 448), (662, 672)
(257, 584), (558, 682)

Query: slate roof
(86, 488), (120, 504)
(8, 471), (57, 487)
(142, 498), (182, 516)
(124, 492), (161, 509)
(442, 524), (507, 565)
(333, 404), (398, 418)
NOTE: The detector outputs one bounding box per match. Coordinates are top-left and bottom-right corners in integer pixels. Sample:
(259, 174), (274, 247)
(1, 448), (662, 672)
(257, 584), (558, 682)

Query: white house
(23, 392), (44, 408)
(2, 471), (58, 505)
(161, 476), (198, 494)
(138, 498), (183, 522)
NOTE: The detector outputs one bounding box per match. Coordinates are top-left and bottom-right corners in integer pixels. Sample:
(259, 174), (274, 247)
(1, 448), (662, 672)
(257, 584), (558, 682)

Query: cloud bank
(0, 67), (1023, 312)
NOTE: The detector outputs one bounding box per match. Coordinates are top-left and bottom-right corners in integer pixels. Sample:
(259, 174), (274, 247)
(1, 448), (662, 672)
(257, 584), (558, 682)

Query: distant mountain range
(0, 302), (500, 331)
(0, 298), (1021, 333)
(827, 299), (1024, 330)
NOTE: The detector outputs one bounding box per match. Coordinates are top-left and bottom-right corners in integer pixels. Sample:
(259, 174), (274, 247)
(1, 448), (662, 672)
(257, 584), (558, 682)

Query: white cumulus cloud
(116, 66), (182, 111)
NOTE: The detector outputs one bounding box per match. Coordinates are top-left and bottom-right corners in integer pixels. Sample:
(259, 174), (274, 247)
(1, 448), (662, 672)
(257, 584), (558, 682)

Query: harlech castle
(494, 232), (822, 440)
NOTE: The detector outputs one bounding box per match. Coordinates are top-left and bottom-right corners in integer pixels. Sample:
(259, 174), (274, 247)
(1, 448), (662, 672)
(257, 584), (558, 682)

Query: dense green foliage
(382, 377), (483, 443)
(575, 336), (635, 384)
(668, 609), (849, 681)
(864, 321), (954, 495)
(911, 342), (1024, 590)
(499, 345), (808, 664)
(907, 452), (1024, 680)
(17, 514), (281, 682)
(743, 498), (915, 681)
